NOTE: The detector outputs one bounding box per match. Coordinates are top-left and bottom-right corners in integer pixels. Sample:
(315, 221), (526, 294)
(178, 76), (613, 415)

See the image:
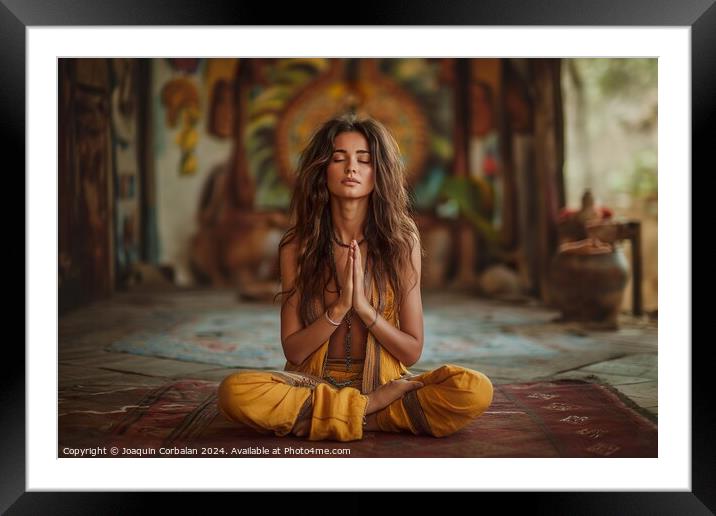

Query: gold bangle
(365, 305), (378, 330)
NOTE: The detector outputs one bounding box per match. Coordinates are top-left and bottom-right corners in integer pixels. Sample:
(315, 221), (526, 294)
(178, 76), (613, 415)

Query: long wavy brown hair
(277, 113), (422, 326)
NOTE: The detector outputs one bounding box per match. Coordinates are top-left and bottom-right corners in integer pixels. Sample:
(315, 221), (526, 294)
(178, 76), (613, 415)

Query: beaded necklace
(324, 239), (369, 387)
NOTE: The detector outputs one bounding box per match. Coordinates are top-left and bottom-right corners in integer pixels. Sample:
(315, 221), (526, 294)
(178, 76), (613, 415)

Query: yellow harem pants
(217, 359), (493, 442)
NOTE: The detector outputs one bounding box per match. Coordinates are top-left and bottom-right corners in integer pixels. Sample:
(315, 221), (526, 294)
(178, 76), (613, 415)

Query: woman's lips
(342, 179), (360, 184)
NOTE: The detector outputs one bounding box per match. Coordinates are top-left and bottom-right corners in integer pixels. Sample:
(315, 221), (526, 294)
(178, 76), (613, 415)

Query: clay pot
(548, 239), (630, 329)
(585, 220), (630, 245)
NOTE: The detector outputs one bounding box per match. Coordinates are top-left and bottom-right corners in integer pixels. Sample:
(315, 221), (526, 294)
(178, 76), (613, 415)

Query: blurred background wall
(58, 57), (657, 318)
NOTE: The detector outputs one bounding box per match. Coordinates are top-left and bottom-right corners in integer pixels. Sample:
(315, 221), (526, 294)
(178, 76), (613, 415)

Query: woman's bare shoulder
(279, 239), (300, 280)
(409, 228), (422, 250)
(280, 238), (299, 255)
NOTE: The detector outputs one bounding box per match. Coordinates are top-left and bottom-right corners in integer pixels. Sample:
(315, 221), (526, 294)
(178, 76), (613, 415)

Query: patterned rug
(106, 303), (616, 370)
(58, 379), (657, 458)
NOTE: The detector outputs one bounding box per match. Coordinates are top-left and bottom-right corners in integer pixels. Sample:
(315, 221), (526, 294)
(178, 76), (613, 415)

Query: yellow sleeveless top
(283, 280), (410, 394)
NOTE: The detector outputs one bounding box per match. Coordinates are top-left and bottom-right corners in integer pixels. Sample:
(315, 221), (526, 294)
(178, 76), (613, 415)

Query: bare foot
(291, 418), (310, 437)
(365, 379), (423, 415)
(364, 412), (380, 431)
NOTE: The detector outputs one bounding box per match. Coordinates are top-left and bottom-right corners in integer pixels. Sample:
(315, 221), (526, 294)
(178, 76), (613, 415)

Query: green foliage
(628, 148), (658, 198)
(430, 134), (453, 161)
(437, 176), (506, 259)
(574, 58), (657, 99)
(564, 58), (658, 213)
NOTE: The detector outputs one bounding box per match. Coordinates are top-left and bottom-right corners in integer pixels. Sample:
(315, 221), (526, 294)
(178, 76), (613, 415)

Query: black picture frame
(6, 0), (709, 512)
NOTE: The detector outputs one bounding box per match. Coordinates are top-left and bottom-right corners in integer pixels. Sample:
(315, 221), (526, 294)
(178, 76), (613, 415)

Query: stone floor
(58, 286), (658, 423)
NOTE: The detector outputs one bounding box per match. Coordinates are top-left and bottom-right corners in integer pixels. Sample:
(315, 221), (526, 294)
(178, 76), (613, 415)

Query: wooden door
(59, 59), (114, 314)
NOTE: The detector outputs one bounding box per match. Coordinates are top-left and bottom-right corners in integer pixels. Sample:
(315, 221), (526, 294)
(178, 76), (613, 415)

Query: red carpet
(59, 378), (657, 458)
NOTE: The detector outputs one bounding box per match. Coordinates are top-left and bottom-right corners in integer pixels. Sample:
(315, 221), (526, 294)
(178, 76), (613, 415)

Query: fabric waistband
(325, 358), (364, 372)
(323, 358), (364, 386)
(325, 357), (365, 365)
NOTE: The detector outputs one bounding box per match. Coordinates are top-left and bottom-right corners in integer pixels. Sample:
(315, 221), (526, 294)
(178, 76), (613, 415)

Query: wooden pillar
(59, 59), (115, 314)
(531, 58), (564, 302)
(470, 59), (507, 270)
(227, 59), (256, 212)
(452, 58), (479, 288)
(138, 58), (159, 264)
(503, 59), (537, 296)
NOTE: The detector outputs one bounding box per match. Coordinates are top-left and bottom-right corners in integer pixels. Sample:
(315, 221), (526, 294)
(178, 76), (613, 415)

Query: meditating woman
(217, 114), (494, 442)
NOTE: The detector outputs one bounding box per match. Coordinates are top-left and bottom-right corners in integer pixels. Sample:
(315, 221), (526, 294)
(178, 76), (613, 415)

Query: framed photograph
(9, 0), (709, 511)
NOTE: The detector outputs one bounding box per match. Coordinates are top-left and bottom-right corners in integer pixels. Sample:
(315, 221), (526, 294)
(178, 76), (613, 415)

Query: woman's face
(326, 131), (375, 200)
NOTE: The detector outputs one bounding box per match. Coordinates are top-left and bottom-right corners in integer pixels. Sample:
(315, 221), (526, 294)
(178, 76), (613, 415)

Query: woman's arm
(354, 236), (424, 367)
(279, 242), (351, 366)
